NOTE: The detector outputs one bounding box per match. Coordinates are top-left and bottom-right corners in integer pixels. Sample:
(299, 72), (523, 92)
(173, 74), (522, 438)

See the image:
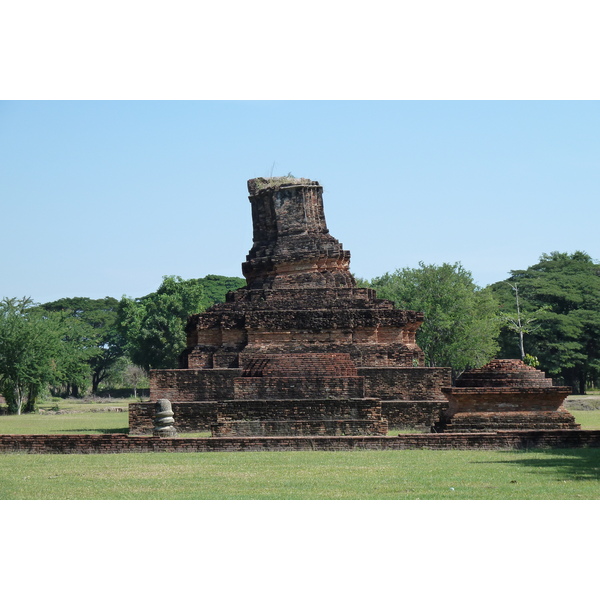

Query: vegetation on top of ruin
(249, 175), (315, 194)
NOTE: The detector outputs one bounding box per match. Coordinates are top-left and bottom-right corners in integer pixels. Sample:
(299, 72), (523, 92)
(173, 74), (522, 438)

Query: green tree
(118, 276), (208, 370)
(0, 298), (64, 414)
(490, 251), (600, 394)
(41, 296), (125, 395)
(199, 274), (245, 305)
(368, 262), (500, 375)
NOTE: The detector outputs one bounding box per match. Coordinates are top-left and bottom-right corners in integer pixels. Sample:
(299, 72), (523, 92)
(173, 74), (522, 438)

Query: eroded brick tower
(131, 177), (451, 435)
(182, 177), (425, 370)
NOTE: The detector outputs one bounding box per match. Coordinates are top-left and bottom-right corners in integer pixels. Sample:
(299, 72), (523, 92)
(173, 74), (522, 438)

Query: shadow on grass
(477, 448), (600, 481)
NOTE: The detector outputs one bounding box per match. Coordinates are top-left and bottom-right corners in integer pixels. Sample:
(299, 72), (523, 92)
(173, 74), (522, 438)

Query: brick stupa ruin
(436, 359), (579, 432)
(129, 177), (450, 435)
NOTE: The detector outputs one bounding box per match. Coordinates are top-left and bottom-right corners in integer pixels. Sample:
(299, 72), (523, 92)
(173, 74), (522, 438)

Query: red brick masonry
(1, 430), (599, 453)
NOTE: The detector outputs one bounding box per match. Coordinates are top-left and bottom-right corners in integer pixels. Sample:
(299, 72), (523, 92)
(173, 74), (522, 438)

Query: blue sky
(1, 100), (598, 303)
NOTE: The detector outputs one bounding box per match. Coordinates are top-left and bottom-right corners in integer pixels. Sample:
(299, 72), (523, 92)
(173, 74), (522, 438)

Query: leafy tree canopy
(0, 298), (73, 413)
(490, 251), (600, 393)
(41, 296), (124, 395)
(118, 274), (244, 371)
(199, 274), (245, 306)
(367, 262), (501, 374)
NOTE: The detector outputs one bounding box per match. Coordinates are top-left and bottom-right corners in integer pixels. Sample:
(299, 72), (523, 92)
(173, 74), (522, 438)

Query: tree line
(0, 275), (244, 414)
(365, 251), (600, 394)
(1, 251), (599, 414)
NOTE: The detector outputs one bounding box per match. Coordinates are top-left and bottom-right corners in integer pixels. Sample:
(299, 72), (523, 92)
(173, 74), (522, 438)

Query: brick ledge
(1, 430), (599, 453)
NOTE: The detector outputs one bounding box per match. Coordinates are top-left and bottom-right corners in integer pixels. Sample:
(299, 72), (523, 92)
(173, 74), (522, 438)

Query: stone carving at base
(153, 398), (177, 437)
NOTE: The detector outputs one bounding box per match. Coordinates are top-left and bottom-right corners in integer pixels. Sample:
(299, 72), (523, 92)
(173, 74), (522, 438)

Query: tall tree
(368, 262), (501, 375)
(118, 276), (208, 370)
(490, 251), (600, 394)
(41, 297), (125, 395)
(0, 298), (64, 413)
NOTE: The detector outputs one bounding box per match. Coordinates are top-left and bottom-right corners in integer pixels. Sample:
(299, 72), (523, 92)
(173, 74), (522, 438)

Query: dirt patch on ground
(565, 394), (600, 411)
(37, 407), (127, 415)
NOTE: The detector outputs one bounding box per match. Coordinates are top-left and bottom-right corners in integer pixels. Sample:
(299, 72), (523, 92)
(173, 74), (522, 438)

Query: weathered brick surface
(129, 402), (218, 434)
(177, 180), (426, 375)
(381, 401), (447, 429)
(150, 369), (241, 402)
(442, 388), (572, 413)
(129, 398), (387, 435)
(212, 420), (388, 437)
(242, 353), (358, 377)
(242, 179), (355, 290)
(130, 399), (447, 434)
(1, 430), (600, 453)
(437, 410), (579, 432)
(148, 181), (574, 441)
(213, 398), (387, 436)
(455, 359), (556, 388)
(359, 367), (451, 401)
(439, 359), (577, 432)
(214, 398), (382, 421)
(233, 376), (366, 400)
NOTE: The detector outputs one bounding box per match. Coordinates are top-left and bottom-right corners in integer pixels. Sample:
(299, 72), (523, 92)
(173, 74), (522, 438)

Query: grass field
(1, 447), (599, 499)
(1, 395), (599, 500)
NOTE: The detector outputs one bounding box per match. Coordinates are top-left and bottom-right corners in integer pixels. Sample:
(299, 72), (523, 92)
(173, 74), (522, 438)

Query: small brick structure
(437, 359), (579, 432)
(131, 177), (451, 436)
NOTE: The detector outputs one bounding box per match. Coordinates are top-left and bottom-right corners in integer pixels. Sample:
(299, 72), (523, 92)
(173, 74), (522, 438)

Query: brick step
(212, 419), (389, 437)
(234, 376), (366, 400)
(241, 353), (358, 377)
(217, 398), (382, 421)
(441, 423), (581, 432)
(445, 411), (578, 423)
(436, 410), (580, 432)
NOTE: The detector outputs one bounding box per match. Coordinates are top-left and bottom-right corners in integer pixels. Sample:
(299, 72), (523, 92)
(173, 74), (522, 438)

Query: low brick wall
(1, 430), (599, 453)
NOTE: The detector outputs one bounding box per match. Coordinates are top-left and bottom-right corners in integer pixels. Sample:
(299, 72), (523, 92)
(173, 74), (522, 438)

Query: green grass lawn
(0, 410), (129, 434)
(1, 447), (599, 500)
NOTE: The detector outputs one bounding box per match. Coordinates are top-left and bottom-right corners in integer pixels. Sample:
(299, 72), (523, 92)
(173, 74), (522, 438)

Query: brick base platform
(1, 430), (599, 453)
(129, 399), (448, 434)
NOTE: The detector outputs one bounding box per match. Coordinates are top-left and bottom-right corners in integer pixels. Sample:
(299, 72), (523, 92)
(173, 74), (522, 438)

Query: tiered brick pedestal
(212, 353), (387, 436)
(437, 359), (579, 432)
(132, 177), (450, 436)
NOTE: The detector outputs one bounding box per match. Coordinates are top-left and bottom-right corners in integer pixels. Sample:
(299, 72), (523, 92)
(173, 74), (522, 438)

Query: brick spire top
(242, 178), (355, 289)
